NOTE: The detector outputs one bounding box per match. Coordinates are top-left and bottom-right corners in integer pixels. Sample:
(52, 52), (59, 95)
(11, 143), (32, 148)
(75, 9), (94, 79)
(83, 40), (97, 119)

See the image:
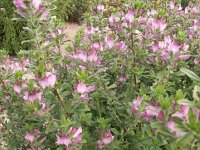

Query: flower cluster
(56, 127), (82, 150)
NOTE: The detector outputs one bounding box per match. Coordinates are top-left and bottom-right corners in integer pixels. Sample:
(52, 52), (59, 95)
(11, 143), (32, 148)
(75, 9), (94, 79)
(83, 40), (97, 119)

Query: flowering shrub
(0, 0), (200, 150)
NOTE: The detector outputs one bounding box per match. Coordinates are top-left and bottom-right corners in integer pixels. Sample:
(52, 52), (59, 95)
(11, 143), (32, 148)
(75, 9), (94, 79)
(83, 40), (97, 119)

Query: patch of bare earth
(60, 23), (82, 53)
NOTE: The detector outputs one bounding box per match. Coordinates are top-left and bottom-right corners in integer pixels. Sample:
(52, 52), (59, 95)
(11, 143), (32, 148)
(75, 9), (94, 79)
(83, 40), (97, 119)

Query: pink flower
(40, 10), (49, 20)
(76, 83), (87, 94)
(179, 54), (190, 60)
(23, 91), (43, 103)
(167, 41), (180, 54)
(151, 19), (166, 32)
(38, 77), (49, 89)
(169, 1), (175, 9)
(38, 72), (56, 89)
(166, 120), (186, 138)
(158, 41), (167, 49)
(28, 92), (43, 103)
(97, 130), (114, 149)
(131, 97), (143, 116)
(77, 52), (88, 62)
(125, 10), (135, 23)
(76, 83), (96, 94)
(164, 35), (172, 44)
(109, 16), (120, 26)
(181, 43), (189, 51)
(172, 105), (190, 120)
(56, 135), (72, 146)
(31, 0), (43, 9)
(25, 132), (34, 142)
(105, 35), (115, 50)
(194, 57), (199, 65)
(115, 41), (128, 51)
(24, 129), (40, 143)
(93, 42), (103, 51)
(142, 102), (162, 121)
(88, 49), (98, 62)
(150, 42), (159, 52)
(97, 4), (105, 11)
(193, 108), (200, 122)
(13, 0), (27, 9)
(46, 72), (56, 87)
(56, 127), (82, 149)
(71, 127), (82, 144)
(14, 84), (21, 94)
(147, 9), (158, 16)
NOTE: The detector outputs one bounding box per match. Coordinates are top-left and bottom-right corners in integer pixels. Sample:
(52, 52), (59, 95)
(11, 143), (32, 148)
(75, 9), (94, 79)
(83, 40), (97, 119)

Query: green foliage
(53, 0), (94, 23)
(0, 0), (30, 55)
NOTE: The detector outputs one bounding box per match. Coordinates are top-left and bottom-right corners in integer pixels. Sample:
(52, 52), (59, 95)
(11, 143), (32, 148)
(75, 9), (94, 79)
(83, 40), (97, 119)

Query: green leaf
(193, 85), (200, 102)
(107, 84), (117, 89)
(188, 108), (197, 130)
(61, 116), (71, 128)
(176, 89), (186, 100)
(174, 132), (193, 148)
(155, 85), (165, 95)
(177, 99), (196, 108)
(180, 68), (200, 82)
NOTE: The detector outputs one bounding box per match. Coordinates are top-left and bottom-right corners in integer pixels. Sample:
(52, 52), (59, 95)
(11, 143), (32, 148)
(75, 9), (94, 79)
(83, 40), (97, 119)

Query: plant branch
(55, 89), (64, 107)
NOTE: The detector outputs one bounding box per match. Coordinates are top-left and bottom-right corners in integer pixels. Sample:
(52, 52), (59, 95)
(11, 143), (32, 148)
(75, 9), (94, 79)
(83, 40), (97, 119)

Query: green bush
(53, 0), (94, 23)
(0, 0), (30, 55)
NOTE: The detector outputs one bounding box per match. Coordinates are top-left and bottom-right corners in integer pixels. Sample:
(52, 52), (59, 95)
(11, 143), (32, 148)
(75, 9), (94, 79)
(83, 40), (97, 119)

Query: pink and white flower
(97, 130), (114, 149)
(131, 97), (143, 116)
(38, 72), (56, 89)
(105, 35), (115, 50)
(56, 127), (82, 149)
(76, 82), (96, 94)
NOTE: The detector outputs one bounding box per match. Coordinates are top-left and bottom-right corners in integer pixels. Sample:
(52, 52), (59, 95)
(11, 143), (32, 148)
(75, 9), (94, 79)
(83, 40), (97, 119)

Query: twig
(55, 89), (64, 107)
(0, 78), (8, 91)
(131, 33), (137, 98)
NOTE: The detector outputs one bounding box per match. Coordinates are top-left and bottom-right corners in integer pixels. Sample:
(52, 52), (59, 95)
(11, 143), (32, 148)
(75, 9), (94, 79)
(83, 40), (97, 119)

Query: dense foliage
(0, 0), (30, 55)
(53, 0), (93, 23)
(0, 0), (200, 150)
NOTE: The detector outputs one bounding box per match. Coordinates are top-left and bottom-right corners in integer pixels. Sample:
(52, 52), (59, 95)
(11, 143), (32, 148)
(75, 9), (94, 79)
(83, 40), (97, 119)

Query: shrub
(53, 0), (94, 23)
(0, 0), (30, 55)
(0, 0), (200, 150)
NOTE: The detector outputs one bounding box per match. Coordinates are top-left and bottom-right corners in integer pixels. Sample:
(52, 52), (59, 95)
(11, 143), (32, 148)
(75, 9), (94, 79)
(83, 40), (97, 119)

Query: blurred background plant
(0, 0), (30, 55)
(53, 0), (94, 23)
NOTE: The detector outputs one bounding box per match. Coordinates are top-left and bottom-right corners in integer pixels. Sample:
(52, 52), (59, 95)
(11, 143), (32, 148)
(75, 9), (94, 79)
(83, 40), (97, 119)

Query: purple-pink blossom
(167, 41), (180, 54)
(31, 0), (43, 9)
(115, 41), (128, 51)
(142, 102), (163, 121)
(38, 72), (56, 89)
(172, 105), (190, 121)
(166, 120), (186, 137)
(105, 35), (115, 50)
(97, 130), (114, 149)
(131, 97), (143, 116)
(25, 129), (40, 143)
(13, 0), (27, 9)
(76, 82), (96, 94)
(151, 18), (166, 32)
(97, 4), (105, 11)
(56, 127), (82, 149)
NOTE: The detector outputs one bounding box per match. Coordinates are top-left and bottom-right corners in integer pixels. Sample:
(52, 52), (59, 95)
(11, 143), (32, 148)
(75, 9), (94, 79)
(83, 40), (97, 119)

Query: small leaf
(155, 85), (165, 95)
(180, 68), (200, 82)
(188, 108), (197, 130)
(107, 84), (117, 89)
(193, 85), (200, 102)
(174, 132), (193, 148)
(175, 89), (186, 100)
(177, 99), (196, 108)
(22, 27), (33, 33)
